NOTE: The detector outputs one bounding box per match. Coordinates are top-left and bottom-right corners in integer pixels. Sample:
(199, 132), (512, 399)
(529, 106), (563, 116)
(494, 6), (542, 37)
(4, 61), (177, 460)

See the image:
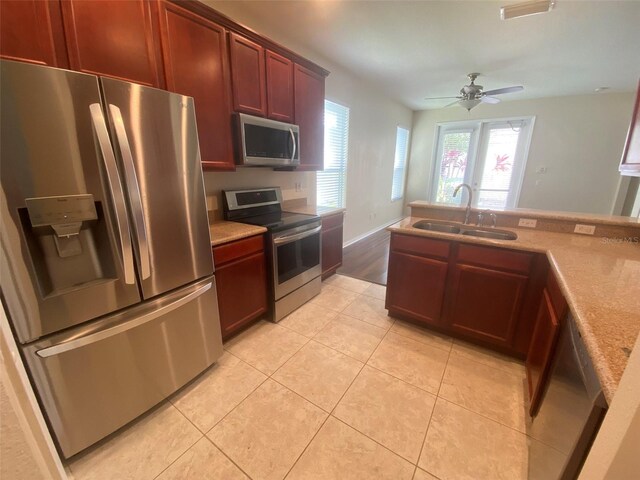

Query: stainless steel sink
(412, 220), (518, 240)
(461, 228), (518, 240)
(412, 220), (461, 234)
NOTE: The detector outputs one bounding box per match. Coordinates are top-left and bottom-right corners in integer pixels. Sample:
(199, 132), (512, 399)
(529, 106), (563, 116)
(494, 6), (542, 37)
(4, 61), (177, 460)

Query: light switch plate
(518, 218), (537, 228)
(574, 224), (596, 235)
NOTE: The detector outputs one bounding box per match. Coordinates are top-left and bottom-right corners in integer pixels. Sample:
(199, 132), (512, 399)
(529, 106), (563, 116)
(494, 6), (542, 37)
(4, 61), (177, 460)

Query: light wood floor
(337, 228), (390, 285)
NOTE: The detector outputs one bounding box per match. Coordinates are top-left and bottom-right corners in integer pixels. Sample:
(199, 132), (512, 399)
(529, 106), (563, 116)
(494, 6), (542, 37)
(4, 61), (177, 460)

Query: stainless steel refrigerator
(0, 60), (223, 458)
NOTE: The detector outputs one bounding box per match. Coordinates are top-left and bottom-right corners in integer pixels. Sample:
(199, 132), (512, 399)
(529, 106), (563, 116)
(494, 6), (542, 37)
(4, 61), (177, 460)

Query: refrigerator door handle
(108, 104), (151, 280)
(89, 103), (136, 285)
(36, 282), (212, 358)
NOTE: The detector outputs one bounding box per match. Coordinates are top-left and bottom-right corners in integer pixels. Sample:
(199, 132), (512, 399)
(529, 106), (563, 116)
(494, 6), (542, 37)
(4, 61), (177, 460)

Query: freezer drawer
(23, 276), (223, 458)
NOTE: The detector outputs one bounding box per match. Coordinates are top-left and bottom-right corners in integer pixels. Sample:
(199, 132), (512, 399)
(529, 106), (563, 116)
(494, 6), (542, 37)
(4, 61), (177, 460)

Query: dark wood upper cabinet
(620, 79), (640, 177)
(158, 2), (235, 171)
(0, 0), (68, 68)
(265, 50), (294, 122)
(60, 0), (163, 87)
(294, 63), (325, 170)
(321, 212), (344, 279)
(229, 32), (267, 117)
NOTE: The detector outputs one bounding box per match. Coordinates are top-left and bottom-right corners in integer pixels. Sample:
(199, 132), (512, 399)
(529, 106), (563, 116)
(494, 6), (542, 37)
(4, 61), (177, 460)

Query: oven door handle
(273, 225), (321, 246)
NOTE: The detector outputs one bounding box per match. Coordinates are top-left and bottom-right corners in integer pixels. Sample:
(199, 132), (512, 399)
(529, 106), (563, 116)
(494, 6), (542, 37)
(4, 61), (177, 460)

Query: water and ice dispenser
(20, 194), (116, 297)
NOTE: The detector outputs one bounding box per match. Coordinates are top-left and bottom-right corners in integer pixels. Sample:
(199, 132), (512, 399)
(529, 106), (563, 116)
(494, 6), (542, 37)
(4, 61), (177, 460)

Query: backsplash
(203, 169), (316, 221)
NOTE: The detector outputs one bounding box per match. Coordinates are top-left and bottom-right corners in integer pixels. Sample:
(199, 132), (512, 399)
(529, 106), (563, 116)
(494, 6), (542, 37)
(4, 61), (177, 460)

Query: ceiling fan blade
(424, 96), (460, 100)
(481, 96), (501, 104)
(443, 100), (460, 108)
(482, 86), (524, 96)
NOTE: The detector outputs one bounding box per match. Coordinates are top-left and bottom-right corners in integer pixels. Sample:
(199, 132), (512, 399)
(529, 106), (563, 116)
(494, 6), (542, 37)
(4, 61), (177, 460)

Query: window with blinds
(317, 100), (350, 208)
(391, 127), (410, 201)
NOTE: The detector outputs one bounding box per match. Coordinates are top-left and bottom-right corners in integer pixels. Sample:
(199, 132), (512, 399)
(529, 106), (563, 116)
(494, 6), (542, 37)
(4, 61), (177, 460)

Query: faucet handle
(476, 211), (485, 226)
(489, 213), (498, 228)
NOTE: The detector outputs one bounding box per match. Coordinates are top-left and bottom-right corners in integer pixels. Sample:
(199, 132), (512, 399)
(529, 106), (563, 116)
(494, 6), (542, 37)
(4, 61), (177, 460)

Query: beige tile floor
(66, 275), (565, 480)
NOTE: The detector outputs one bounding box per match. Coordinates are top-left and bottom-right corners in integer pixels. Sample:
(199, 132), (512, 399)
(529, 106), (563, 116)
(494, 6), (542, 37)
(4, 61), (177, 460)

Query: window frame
(391, 126), (411, 202)
(317, 99), (350, 209)
(429, 116), (535, 209)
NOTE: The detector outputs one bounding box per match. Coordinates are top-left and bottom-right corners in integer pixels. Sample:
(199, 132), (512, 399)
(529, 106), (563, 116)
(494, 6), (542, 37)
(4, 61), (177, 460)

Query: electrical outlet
(574, 224), (596, 235)
(518, 218), (537, 228)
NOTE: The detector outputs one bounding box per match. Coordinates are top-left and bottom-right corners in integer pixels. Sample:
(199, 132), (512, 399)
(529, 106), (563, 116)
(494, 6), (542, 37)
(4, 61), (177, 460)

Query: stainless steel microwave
(237, 113), (300, 167)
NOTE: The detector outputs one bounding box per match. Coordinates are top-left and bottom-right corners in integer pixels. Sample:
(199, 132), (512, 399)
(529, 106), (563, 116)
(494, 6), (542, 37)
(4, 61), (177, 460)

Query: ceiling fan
(425, 73), (524, 111)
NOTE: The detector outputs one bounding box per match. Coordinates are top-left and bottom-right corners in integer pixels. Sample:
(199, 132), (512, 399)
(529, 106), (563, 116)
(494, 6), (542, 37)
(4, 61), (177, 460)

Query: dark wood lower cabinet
(526, 271), (567, 416)
(387, 251), (448, 327)
(386, 232), (543, 356)
(213, 235), (268, 340)
(321, 212), (344, 279)
(446, 263), (528, 348)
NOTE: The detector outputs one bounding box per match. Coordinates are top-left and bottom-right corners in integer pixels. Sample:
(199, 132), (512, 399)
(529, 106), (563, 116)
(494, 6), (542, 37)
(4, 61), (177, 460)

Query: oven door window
(276, 233), (320, 284)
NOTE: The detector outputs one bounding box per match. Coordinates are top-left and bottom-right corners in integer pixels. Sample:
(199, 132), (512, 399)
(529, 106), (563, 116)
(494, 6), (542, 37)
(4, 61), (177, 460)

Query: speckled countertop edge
(209, 221), (267, 247)
(389, 217), (640, 404)
(284, 205), (346, 217)
(408, 201), (640, 227)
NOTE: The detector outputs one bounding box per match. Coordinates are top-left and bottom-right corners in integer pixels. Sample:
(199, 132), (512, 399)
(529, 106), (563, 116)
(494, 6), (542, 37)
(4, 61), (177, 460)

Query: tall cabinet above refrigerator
(0, 59), (223, 458)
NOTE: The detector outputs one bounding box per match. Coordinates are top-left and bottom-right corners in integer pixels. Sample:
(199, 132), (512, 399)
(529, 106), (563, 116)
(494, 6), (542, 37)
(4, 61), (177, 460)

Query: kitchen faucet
(453, 183), (473, 225)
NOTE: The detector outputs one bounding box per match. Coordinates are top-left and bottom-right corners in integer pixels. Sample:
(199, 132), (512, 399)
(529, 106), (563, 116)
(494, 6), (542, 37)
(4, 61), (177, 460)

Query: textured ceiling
(207, 0), (640, 110)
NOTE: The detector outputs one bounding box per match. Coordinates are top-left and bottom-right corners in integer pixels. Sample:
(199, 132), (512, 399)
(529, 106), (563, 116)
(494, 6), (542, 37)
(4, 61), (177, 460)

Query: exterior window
(391, 127), (410, 201)
(318, 100), (350, 208)
(431, 118), (534, 209)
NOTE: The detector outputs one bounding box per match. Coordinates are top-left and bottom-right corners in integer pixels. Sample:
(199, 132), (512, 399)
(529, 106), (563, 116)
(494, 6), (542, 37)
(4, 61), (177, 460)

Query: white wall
(204, 1), (413, 243)
(406, 93), (634, 215)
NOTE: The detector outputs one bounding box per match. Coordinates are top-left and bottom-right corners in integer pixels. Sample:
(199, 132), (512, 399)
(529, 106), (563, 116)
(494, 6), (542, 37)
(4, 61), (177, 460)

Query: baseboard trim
(343, 217), (403, 248)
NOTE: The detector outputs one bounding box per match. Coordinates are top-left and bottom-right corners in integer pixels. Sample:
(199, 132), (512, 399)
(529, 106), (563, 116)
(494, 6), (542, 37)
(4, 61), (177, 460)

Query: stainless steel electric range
(223, 187), (322, 321)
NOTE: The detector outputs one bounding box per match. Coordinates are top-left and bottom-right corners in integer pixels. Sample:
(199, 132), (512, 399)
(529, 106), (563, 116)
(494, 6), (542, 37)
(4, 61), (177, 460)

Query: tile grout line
(412, 335), (454, 479)
(282, 320), (374, 479)
(149, 403), (205, 480)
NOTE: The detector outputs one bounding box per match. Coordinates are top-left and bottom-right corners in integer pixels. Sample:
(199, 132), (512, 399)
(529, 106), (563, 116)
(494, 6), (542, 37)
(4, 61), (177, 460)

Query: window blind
(318, 100), (350, 208)
(391, 126), (410, 201)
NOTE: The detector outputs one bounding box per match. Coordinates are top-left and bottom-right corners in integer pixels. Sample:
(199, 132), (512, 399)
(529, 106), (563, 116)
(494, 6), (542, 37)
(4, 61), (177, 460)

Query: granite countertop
(409, 201), (640, 227)
(389, 216), (640, 404)
(285, 205), (346, 218)
(209, 221), (267, 247)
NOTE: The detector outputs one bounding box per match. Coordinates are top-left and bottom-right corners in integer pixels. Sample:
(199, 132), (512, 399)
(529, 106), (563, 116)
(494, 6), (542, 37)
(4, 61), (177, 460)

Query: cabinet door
(321, 213), (344, 278)
(266, 50), (294, 122)
(229, 33), (267, 116)
(294, 63), (325, 170)
(215, 251), (268, 340)
(386, 251), (448, 326)
(0, 0), (68, 67)
(447, 264), (528, 347)
(61, 0), (162, 87)
(526, 288), (561, 416)
(158, 2), (235, 171)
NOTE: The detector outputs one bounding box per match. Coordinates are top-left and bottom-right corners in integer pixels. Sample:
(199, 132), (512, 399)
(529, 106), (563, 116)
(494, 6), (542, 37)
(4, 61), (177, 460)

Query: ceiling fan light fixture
(500, 0), (555, 20)
(458, 98), (481, 111)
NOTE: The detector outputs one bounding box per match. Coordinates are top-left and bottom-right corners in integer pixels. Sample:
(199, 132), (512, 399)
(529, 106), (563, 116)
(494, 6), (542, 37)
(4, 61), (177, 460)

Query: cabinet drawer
(457, 244), (533, 274)
(321, 212), (343, 230)
(391, 233), (450, 260)
(213, 234), (264, 266)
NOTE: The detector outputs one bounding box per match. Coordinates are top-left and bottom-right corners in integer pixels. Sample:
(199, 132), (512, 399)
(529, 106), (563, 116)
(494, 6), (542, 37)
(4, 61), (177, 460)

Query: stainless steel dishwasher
(528, 313), (608, 479)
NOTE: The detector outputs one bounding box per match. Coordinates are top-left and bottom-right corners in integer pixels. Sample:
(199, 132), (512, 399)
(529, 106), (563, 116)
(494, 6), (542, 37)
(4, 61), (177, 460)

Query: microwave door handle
(289, 128), (296, 162)
(89, 104), (136, 285)
(108, 104), (151, 280)
(273, 225), (321, 246)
